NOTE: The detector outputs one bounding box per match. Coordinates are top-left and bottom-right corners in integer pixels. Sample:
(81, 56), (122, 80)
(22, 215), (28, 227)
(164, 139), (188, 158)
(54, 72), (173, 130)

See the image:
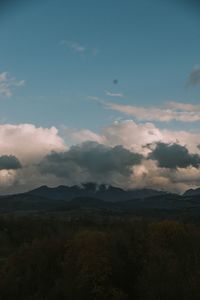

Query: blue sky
(1, 0), (200, 193)
(0, 0), (200, 131)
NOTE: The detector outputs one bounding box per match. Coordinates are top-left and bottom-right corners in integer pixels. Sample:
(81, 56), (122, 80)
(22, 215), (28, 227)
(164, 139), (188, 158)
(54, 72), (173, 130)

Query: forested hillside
(0, 216), (200, 300)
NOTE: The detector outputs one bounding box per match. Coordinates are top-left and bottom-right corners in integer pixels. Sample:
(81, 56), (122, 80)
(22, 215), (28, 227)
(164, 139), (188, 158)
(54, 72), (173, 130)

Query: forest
(0, 215), (200, 300)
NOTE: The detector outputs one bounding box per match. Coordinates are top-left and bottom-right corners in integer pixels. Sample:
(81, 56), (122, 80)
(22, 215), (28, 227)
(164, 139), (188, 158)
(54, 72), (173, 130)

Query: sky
(0, 0), (200, 194)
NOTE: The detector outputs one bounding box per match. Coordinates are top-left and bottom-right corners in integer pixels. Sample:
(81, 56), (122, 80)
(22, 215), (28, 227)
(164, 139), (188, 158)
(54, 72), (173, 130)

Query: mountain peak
(28, 183), (168, 202)
(183, 187), (200, 197)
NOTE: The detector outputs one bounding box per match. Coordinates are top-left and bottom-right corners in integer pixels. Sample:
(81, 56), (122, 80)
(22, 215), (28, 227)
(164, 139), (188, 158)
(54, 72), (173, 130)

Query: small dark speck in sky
(113, 79), (118, 85)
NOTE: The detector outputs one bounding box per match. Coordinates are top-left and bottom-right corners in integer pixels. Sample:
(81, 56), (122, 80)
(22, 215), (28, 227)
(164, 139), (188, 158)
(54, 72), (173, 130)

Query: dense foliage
(0, 216), (200, 299)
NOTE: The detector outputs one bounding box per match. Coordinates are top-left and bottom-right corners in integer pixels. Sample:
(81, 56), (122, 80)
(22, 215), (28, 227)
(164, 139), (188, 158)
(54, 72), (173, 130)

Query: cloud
(106, 91), (124, 98)
(167, 101), (200, 112)
(62, 119), (200, 155)
(103, 120), (163, 154)
(148, 142), (200, 169)
(0, 120), (200, 194)
(103, 120), (200, 155)
(104, 101), (200, 122)
(60, 121), (163, 155)
(0, 72), (25, 98)
(61, 40), (86, 54)
(61, 40), (99, 57)
(59, 126), (105, 145)
(0, 155), (22, 170)
(87, 96), (99, 101)
(131, 160), (200, 194)
(0, 124), (66, 164)
(187, 66), (200, 86)
(59, 120), (200, 193)
(0, 123), (67, 194)
(39, 141), (143, 187)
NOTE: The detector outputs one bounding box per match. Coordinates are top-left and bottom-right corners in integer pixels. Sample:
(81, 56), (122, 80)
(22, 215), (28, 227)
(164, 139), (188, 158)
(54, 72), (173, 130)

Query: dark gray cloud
(0, 155), (22, 170)
(188, 66), (200, 86)
(148, 142), (200, 169)
(39, 141), (143, 185)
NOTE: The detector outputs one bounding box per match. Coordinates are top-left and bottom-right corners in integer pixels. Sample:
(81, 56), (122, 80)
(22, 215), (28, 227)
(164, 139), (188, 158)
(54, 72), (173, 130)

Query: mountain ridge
(27, 183), (168, 202)
(183, 187), (200, 197)
(0, 183), (199, 218)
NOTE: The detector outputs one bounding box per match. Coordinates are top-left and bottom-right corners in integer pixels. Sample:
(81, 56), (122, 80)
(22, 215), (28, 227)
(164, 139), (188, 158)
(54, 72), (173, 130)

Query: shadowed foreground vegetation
(0, 216), (200, 299)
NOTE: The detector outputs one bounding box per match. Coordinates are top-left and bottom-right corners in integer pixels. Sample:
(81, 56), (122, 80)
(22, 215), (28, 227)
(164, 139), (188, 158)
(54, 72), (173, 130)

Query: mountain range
(0, 183), (200, 218)
(27, 183), (167, 202)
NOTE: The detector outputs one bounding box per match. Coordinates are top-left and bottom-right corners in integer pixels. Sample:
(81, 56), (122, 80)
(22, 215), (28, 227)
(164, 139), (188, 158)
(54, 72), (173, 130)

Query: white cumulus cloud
(0, 124), (66, 164)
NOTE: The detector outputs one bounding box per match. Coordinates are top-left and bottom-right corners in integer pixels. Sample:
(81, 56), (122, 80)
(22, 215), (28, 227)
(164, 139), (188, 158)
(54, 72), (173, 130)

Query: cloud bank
(39, 142), (142, 187)
(0, 120), (200, 194)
